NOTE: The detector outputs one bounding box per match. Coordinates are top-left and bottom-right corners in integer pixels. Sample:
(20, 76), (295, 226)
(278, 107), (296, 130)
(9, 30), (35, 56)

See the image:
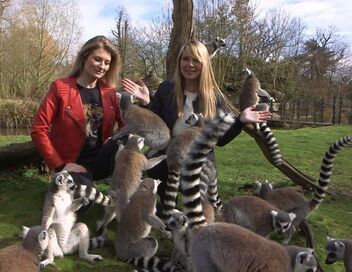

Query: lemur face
(54, 171), (76, 192)
(325, 239), (345, 264)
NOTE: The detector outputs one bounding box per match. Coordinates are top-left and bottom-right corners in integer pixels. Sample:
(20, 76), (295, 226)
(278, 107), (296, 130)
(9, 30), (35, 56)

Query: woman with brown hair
(31, 36), (134, 205)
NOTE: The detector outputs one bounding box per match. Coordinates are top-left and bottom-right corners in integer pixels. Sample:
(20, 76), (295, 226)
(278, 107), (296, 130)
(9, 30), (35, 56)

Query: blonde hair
(68, 35), (121, 88)
(173, 40), (231, 120)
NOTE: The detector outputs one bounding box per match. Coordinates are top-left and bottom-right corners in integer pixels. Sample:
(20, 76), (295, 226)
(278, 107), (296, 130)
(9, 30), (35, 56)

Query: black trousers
(69, 138), (120, 212)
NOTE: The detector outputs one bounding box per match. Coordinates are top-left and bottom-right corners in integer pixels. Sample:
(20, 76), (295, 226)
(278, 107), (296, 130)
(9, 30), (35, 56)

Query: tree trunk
(0, 141), (42, 171)
(166, 0), (194, 80)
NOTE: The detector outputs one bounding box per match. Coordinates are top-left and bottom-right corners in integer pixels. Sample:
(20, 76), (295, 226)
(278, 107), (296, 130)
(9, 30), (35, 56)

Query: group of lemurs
(0, 38), (351, 272)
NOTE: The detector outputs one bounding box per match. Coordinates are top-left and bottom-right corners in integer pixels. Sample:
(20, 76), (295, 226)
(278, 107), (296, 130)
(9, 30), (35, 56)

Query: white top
(172, 90), (199, 137)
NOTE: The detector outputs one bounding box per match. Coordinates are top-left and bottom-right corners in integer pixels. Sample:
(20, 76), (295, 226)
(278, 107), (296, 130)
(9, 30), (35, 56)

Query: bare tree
(0, 0), (81, 99)
(0, 0), (10, 97)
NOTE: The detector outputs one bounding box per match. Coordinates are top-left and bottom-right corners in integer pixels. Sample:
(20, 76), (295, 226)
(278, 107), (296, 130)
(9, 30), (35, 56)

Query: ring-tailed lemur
(163, 113), (221, 223)
(203, 37), (226, 59)
(325, 236), (352, 272)
(115, 178), (179, 272)
(239, 67), (282, 166)
(0, 226), (49, 272)
(178, 110), (318, 271)
(220, 195), (296, 242)
(167, 211), (193, 271)
(112, 92), (171, 157)
(40, 171), (113, 267)
(253, 135), (352, 246)
(180, 110), (234, 228)
(94, 134), (166, 243)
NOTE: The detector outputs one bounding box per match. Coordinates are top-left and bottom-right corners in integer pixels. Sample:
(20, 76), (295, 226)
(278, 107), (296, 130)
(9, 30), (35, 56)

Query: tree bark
(0, 141), (41, 171)
(166, 0), (194, 80)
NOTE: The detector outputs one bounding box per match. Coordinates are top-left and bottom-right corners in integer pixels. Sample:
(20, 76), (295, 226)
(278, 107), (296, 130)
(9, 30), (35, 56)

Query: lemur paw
(81, 197), (90, 206)
(83, 254), (103, 263)
(40, 259), (56, 268)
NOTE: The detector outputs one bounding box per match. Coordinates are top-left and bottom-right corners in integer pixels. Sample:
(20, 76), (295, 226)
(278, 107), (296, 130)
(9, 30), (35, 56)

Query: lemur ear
(270, 210), (278, 217)
(335, 241), (345, 249)
(22, 226), (30, 238)
(306, 248), (314, 254)
(55, 173), (64, 185)
(288, 212), (296, 221)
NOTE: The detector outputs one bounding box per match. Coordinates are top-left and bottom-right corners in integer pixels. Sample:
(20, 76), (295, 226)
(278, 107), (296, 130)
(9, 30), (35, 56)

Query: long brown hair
(173, 40), (232, 120)
(68, 35), (121, 88)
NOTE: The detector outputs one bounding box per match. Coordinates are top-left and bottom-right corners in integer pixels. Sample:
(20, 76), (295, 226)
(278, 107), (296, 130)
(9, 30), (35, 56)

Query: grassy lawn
(0, 124), (351, 271)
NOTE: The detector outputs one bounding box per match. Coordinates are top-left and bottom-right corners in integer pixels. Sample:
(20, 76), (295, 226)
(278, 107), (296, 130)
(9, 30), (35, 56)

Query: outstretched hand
(239, 105), (272, 124)
(121, 78), (150, 105)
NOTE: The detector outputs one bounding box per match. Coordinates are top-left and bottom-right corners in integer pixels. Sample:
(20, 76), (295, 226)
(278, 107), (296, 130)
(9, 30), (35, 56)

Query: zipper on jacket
(64, 106), (87, 161)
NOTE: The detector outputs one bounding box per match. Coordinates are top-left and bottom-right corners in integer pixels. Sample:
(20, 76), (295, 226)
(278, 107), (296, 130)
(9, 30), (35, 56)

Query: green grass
(0, 125), (351, 271)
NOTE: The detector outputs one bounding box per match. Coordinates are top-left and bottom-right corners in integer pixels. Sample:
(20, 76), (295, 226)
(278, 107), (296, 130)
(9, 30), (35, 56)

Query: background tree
(0, 0), (80, 100)
(0, 0), (10, 97)
(111, 4), (171, 81)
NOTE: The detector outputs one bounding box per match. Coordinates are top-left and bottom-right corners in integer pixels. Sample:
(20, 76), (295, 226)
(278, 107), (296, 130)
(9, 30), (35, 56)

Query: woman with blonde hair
(121, 39), (271, 203)
(31, 36), (136, 210)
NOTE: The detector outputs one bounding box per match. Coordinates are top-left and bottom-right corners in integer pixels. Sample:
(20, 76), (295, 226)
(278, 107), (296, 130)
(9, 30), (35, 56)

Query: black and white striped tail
(74, 184), (113, 206)
(128, 256), (182, 272)
(260, 123), (283, 166)
(200, 160), (222, 210)
(310, 135), (352, 210)
(161, 168), (180, 222)
(180, 111), (235, 229)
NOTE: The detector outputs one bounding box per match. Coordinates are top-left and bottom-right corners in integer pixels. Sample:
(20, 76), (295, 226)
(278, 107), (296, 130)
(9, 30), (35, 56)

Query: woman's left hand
(121, 78), (150, 105)
(239, 105), (272, 124)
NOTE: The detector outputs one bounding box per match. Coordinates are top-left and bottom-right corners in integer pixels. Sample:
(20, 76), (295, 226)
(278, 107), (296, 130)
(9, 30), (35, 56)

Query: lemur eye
(328, 253), (336, 258)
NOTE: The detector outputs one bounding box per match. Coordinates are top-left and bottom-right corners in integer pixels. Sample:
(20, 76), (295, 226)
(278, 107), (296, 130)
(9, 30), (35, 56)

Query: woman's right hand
(63, 163), (87, 173)
(121, 78), (150, 105)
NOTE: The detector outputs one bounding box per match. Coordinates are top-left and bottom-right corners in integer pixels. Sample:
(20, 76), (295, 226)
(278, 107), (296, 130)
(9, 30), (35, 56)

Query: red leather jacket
(31, 76), (124, 170)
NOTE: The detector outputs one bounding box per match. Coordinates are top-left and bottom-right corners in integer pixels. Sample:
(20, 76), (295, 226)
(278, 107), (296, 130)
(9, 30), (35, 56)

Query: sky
(77, 0), (352, 48)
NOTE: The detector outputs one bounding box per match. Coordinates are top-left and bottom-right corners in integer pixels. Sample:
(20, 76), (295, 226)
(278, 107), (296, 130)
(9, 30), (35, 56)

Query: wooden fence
(269, 95), (351, 128)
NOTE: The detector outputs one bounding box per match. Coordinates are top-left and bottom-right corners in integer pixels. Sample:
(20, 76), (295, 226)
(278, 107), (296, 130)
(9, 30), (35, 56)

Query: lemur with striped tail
(115, 178), (181, 272)
(253, 135), (352, 247)
(220, 195), (296, 242)
(162, 113), (222, 224)
(94, 134), (166, 245)
(179, 110), (318, 272)
(40, 171), (114, 267)
(239, 67), (282, 166)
